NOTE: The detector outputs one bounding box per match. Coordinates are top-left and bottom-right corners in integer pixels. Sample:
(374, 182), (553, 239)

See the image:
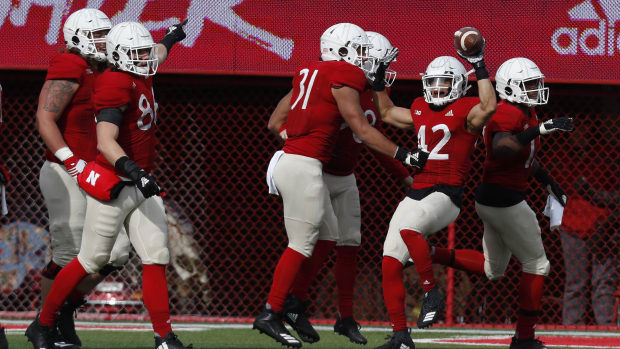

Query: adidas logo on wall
(551, 0), (620, 56)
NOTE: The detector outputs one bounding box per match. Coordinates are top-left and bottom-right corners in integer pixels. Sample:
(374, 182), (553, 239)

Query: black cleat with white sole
(154, 332), (193, 349)
(253, 307), (302, 348)
(57, 300), (85, 348)
(282, 295), (320, 343)
(417, 287), (445, 328)
(374, 329), (415, 349)
(334, 316), (367, 345)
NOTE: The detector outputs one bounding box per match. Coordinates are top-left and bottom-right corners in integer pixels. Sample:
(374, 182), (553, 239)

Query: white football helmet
(106, 22), (158, 76)
(320, 23), (375, 74)
(366, 31), (397, 87)
(495, 57), (549, 107)
(63, 8), (111, 62)
(421, 56), (469, 106)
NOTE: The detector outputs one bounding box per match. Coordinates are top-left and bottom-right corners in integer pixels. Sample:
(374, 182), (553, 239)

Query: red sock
(400, 229), (435, 292)
(267, 247), (307, 312)
(382, 256), (407, 332)
(516, 273), (545, 339)
(142, 264), (172, 338)
(40, 258), (88, 326)
(432, 247), (485, 275)
(335, 246), (358, 319)
(291, 240), (336, 301)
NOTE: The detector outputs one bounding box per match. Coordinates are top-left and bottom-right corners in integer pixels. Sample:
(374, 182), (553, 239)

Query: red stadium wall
(0, 71), (617, 329)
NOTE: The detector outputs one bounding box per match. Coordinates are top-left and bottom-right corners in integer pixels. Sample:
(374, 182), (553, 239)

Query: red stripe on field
(443, 336), (620, 347)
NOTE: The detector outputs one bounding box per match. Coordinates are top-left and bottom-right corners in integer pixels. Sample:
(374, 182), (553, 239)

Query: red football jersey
(482, 101), (540, 192)
(324, 88), (409, 180)
(44, 53), (99, 162)
(92, 70), (158, 175)
(410, 96), (480, 188)
(282, 61), (367, 163)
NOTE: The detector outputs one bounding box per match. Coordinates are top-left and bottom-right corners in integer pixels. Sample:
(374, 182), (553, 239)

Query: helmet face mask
(63, 9), (111, 62)
(320, 23), (376, 74)
(365, 31), (397, 87)
(107, 22), (158, 76)
(496, 57), (549, 107)
(421, 56), (469, 106)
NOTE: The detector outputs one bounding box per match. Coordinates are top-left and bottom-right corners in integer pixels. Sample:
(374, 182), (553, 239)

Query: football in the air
(454, 27), (484, 56)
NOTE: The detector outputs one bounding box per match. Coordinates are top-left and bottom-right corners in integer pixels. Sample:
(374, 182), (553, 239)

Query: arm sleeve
(45, 54), (86, 83)
(92, 72), (132, 112)
(329, 65), (367, 93)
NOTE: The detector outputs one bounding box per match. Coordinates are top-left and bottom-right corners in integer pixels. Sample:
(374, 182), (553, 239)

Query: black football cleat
(25, 317), (55, 349)
(509, 337), (549, 349)
(417, 287), (445, 328)
(0, 327), (8, 349)
(374, 329), (415, 349)
(155, 332), (193, 349)
(334, 315), (367, 345)
(253, 307), (301, 348)
(57, 300), (85, 348)
(282, 295), (320, 343)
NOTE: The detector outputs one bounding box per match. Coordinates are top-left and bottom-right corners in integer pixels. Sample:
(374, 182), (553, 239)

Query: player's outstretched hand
(371, 47), (399, 91)
(457, 38), (485, 66)
(165, 19), (188, 43)
(539, 117), (574, 135)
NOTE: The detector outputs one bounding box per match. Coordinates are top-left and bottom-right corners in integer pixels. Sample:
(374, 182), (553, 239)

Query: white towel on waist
(266, 150), (284, 195)
(543, 195), (564, 231)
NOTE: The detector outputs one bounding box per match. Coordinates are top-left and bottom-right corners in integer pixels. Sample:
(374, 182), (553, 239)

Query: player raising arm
(371, 30), (496, 349)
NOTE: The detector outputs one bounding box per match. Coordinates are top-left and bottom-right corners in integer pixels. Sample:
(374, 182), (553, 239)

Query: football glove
(0, 165), (9, 185)
(539, 117), (575, 135)
(371, 47), (399, 91)
(457, 38), (485, 66)
(395, 147), (429, 169)
(547, 181), (567, 206)
(115, 156), (162, 199)
(159, 19), (188, 53)
(63, 156), (87, 178)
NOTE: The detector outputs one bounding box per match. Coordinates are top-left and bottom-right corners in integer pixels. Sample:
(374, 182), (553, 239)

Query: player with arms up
(372, 33), (496, 348)
(428, 58), (574, 349)
(27, 20), (192, 349)
(33, 9), (132, 347)
(267, 31), (413, 346)
(255, 23), (427, 348)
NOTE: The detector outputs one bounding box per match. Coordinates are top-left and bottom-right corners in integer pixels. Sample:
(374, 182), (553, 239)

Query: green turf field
(5, 326), (615, 349)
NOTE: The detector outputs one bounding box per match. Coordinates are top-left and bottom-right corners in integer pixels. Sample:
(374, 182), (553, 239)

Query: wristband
(159, 35), (177, 54)
(473, 60), (489, 80)
(515, 126), (540, 145)
(114, 156), (141, 182)
(54, 147), (74, 162)
(393, 147), (409, 162)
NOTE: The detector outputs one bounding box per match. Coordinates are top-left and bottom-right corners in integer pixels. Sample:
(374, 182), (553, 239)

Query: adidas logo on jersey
(445, 110), (454, 116)
(423, 280), (430, 285)
(552, 0), (619, 56)
(414, 110), (422, 115)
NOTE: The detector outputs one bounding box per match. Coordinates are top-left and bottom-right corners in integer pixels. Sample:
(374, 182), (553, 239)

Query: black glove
(457, 39), (488, 80)
(159, 19), (188, 53)
(533, 166), (567, 206)
(115, 156), (162, 199)
(539, 117), (575, 135)
(371, 47), (399, 91)
(547, 181), (567, 206)
(394, 147), (429, 169)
